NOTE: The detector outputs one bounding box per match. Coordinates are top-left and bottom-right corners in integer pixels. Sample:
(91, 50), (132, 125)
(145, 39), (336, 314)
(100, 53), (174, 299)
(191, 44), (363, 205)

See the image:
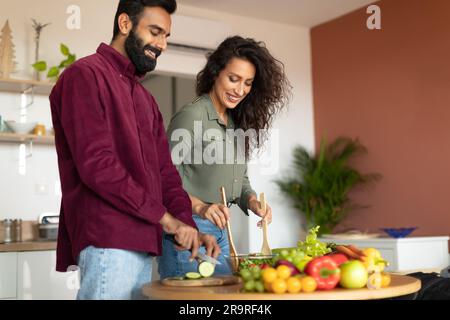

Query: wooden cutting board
(161, 275), (241, 287)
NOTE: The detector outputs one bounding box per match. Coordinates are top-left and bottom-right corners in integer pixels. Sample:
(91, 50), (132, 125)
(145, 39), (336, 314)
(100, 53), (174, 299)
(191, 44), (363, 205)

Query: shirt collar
(203, 94), (219, 121)
(97, 43), (141, 80)
(202, 94), (234, 128)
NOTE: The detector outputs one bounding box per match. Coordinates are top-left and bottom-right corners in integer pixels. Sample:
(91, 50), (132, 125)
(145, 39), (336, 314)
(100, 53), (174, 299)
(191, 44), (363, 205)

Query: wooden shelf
(0, 78), (54, 95)
(0, 132), (54, 145)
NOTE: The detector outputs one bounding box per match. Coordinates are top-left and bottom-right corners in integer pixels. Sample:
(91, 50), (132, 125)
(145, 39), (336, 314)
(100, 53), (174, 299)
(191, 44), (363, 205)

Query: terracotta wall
(311, 0), (450, 239)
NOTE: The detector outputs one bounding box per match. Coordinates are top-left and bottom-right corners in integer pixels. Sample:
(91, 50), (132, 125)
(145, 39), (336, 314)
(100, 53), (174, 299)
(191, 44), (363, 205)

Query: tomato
(300, 276), (317, 293)
(339, 260), (368, 289)
(276, 265), (291, 280)
(264, 280), (273, 293)
(286, 277), (302, 294)
(271, 279), (287, 294)
(260, 263), (270, 270)
(276, 260), (300, 276)
(262, 268), (278, 284)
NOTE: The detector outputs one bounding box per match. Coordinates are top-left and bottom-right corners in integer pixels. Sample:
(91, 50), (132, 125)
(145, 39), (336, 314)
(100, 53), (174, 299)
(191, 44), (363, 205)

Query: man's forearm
(159, 212), (179, 234)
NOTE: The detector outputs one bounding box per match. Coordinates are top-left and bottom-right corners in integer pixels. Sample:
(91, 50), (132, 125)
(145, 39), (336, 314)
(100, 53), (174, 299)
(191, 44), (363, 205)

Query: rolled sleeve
(238, 165), (257, 215)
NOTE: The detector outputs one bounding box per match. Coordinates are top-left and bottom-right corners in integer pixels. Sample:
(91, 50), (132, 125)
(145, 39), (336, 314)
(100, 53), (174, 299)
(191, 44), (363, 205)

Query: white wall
(0, 1), (315, 252)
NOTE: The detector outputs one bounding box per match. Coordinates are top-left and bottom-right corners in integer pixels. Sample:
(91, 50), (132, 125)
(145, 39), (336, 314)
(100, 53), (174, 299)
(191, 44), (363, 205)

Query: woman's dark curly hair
(197, 36), (291, 159)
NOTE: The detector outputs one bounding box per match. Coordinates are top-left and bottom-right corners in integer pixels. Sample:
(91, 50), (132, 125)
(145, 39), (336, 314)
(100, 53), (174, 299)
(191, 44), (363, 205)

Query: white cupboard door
(0, 252), (17, 299)
(17, 251), (79, 300)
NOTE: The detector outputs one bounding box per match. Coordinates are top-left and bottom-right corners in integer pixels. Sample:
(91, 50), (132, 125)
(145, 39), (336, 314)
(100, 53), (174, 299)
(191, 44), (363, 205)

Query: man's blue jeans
(157, 215), (233, 279)
(77, 246), (152, 300)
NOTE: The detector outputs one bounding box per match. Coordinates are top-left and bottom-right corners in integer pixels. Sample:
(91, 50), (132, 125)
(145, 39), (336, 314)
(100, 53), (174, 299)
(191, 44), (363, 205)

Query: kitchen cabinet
(1, 249), (79, 300)
(0, 252), (17, 299)
(320, 236), (450, 273)
(17, 250), (79, 300)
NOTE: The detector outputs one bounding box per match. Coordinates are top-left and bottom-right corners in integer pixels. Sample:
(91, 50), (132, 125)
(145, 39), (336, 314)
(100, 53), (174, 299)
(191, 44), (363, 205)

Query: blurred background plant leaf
(275, 136), (381, 236)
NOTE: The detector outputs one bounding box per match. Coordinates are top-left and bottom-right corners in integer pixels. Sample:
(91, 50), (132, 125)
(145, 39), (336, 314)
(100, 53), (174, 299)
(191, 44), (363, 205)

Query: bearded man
(49, 0), (220, 300)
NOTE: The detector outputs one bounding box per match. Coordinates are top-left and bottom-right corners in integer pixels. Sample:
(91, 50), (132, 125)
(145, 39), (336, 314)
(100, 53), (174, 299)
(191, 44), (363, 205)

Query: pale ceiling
(180, 0), (377, 27)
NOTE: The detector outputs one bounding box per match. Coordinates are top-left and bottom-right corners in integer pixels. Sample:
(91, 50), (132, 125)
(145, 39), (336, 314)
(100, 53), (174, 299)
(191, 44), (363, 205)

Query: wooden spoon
(259, 192), (272, 255)
(220, 186), (239, 272)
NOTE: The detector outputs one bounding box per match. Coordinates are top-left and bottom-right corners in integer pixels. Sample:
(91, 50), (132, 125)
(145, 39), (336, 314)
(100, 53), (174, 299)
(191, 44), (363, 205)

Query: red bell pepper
(304, 256), (341, 290)
(327, 253), (349, 266)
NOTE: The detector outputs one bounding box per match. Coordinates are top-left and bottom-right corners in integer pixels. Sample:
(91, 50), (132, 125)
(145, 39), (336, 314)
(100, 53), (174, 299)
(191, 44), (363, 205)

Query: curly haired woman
(158, 36), (291, 278)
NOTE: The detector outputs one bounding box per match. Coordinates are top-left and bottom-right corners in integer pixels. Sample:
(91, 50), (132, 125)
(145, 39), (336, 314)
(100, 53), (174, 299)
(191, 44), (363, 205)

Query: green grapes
(239, 266), (264, 293)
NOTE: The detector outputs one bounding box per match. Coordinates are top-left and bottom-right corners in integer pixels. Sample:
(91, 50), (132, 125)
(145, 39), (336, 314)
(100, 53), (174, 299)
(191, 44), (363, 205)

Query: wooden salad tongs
(259, 192), (272, 255)
(220, 186), (239, 272)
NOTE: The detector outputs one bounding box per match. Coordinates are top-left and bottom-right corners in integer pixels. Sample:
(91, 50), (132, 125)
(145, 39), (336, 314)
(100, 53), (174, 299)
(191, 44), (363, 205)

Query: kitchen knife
(164, 234), (222, 265)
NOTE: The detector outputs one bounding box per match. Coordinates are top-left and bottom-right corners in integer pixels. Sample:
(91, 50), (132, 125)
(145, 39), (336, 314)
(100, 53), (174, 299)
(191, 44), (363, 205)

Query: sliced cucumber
(185, 272), (202, 279)
(198, 261), (215, 278)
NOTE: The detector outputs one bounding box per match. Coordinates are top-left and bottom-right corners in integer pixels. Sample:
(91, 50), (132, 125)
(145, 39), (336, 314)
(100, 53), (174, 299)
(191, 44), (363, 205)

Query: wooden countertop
(0, 241), (57, 252)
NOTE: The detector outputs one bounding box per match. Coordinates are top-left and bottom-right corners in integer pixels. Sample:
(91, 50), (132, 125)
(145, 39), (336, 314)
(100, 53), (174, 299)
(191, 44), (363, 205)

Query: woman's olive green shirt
(166, 94), (256, 214)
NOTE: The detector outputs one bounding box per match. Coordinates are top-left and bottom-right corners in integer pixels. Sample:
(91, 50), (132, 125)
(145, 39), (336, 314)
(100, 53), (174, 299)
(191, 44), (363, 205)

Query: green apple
(295, 256), (312, 272)
(339, 260), (368, 289)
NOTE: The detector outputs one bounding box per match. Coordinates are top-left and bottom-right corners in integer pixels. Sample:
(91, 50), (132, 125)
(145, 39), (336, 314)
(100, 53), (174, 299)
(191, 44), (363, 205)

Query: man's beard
(125, 30), (161, 75)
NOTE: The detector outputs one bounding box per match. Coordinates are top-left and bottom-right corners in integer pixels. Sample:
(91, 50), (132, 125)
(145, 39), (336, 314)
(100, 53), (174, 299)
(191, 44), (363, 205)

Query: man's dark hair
(112, 0), (177, 40)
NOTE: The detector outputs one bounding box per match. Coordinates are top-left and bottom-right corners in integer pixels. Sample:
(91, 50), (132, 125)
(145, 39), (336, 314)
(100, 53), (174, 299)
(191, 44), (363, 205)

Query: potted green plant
(275, 136), (381, 236)
(32, 43), (76, 81)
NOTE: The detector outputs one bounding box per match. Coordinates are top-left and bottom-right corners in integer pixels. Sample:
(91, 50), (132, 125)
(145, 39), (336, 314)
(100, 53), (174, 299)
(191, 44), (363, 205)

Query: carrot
(335, 245), (361, 260)
(346, 245), (366, 257)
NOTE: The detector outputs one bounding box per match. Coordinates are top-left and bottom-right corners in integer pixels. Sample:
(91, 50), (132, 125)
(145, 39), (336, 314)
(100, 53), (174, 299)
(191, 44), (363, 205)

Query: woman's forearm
(247, 194), (257, 205)
(189, 194), (208, 216)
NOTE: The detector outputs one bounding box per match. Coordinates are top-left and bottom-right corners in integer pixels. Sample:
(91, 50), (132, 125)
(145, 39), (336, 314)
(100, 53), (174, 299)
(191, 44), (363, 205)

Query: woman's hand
(196, 203), (231, 230)
(248, 196), (272, 228)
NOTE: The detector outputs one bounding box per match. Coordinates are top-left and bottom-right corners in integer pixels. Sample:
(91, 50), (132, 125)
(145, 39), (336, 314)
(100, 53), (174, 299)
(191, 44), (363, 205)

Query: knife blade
(164, 234), (222, 265)
(196, 251), (222, 265)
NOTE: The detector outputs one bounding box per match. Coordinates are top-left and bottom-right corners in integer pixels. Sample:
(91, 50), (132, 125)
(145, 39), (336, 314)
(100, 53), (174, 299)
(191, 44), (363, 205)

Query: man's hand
(199, 233), (221, 259)
(196, 203), (230, 229)
(159, 213), (200, 260)
(248, 196), (272, 228)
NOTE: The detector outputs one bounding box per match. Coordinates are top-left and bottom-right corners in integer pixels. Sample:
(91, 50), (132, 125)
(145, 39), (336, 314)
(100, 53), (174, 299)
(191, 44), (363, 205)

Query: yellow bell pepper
(362, 248), (388, 272)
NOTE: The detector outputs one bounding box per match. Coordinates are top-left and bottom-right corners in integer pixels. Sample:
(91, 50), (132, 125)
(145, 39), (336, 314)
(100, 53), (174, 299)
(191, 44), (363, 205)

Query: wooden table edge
(143, 274), (421, 300)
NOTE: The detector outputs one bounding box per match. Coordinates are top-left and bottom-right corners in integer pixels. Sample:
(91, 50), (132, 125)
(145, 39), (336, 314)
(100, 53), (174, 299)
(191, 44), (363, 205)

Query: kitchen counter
(0, 241), (57, 252)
